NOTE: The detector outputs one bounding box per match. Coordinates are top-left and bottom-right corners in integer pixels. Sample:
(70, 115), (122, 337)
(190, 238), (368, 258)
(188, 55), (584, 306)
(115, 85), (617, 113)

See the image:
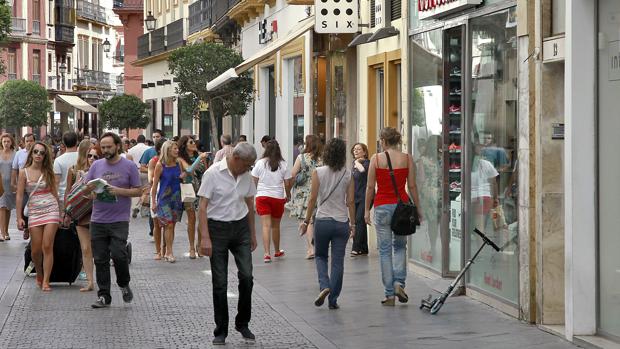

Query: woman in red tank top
(364, 127), (422, 306)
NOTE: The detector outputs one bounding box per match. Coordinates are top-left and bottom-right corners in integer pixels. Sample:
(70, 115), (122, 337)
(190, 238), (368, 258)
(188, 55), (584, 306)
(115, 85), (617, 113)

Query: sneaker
(450, 67), (461, 76)
(121, 285), (133, 303)
(448, 104), (461, 113)
(450, 87), (462, 95)
(448, 143), (458, 152)
(212, 335), (226, 345)
(78, 271), (87, 281)
(235, 326), (256, 341)
(314, 288), (330, 307)
(91, 296), (110, 309)
(394, 284), (409, 303)
(328, 303), (340, 310)
(381, 297), (395, 306)
(264, 255), (272, 263)
(274, 250), (285, 258)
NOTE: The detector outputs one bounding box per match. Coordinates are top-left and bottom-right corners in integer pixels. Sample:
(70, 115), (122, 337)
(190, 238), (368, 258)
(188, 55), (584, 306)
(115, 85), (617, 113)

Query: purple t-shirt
(85, 157), (141, 223)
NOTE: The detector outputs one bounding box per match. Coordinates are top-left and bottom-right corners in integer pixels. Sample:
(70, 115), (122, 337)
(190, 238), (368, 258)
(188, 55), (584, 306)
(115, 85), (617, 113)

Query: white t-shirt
(128, 142), (149, 168)
(53, 151), (79, 198)
(251, 158), (291, 199)
(471, 158), (499, 199)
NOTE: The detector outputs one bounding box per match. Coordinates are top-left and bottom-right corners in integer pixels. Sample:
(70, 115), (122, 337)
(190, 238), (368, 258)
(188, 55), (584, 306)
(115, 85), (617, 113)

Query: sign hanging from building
(259, 19), (278, 44)
(418, 0), (483, 20)
(315, 0), (359, 34)
(374, 0), (383, 27)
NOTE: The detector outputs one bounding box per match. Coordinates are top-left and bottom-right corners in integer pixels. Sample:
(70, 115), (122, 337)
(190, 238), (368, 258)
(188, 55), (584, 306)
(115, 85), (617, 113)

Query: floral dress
(289, 153), (322, 219)
(156, 163), (183, 225)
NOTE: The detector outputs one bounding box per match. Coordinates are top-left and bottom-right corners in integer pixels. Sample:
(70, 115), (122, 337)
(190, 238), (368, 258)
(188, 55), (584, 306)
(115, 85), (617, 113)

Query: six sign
(315, 0), (359, 34)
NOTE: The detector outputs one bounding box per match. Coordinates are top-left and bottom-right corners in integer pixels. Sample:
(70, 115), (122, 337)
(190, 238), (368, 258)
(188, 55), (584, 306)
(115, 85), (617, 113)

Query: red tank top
(374, 168), (410, 207)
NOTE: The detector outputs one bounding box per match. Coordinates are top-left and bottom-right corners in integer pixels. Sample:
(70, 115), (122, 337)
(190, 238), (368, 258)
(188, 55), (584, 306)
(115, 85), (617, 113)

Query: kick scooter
(420, 228), (501, 314)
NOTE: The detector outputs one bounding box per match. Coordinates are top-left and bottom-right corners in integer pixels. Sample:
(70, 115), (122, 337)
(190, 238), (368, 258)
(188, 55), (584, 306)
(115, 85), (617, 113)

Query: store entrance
(597, 0), (620, 339)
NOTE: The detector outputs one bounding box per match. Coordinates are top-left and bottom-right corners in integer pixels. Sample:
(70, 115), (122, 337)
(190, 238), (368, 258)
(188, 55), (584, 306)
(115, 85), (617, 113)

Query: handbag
(294, 154), (309, 187)
(385, 151), (420, 236)
(180, 182), (197, 203)
(24, 174), (43, 217)
(64, 171), (93, 221)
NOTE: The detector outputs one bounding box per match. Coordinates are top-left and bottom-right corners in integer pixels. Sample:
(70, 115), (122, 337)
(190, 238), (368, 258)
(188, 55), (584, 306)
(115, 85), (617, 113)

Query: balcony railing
(189, 0), (213, 35)
(55, 0), (76, 26)
(31, 74), (41, 84)
(150, 27), (165, 55)
(55, 24), (75, 44)
(74, 68), (112, 90)
(113, 0), (142, 10)
(7, 73), (17, 80)
(137, 33), (150, 59)
(167, 19), (184, 50)
(32, 20), (41, 35)
(77, 0), (107, 24)
(11, 17), (26, 35)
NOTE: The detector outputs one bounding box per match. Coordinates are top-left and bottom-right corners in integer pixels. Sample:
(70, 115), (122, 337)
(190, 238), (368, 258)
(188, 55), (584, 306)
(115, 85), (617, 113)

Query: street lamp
(145, 11), (156, 31)
(103, 38), (111, 53)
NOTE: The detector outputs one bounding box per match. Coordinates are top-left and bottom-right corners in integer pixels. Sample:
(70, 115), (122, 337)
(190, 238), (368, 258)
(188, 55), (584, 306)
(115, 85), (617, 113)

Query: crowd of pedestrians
(0, 126), (427, 345)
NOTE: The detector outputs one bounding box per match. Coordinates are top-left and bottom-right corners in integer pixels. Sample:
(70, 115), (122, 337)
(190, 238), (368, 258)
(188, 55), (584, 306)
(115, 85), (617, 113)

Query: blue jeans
(374, 204), (407, 297)
(314, 218), (349, 306)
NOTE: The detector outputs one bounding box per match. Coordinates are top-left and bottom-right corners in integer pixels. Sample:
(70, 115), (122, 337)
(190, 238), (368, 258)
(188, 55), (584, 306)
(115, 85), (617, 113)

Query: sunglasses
(33, 149), (46, 156)
(188, 140), (195, 145)
(88, 154), (99, 160)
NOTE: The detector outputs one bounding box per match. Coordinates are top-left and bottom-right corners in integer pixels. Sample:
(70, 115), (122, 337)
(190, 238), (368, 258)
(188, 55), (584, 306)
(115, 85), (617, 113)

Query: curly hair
(262, 140), (284, 172)
(322, 138), (346, 171)
(178, 135), (197, 164)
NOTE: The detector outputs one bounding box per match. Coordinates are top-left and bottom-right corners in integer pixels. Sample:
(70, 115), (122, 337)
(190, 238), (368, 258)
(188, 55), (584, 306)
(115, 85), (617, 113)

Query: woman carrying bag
(365, 127), (422, 306)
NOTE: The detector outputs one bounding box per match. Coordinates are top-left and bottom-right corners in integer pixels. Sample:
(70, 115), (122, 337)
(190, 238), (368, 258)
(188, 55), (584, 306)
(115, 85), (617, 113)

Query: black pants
(208, 217), (253, 337)
(91, 222), (130, 303)
(352, 201), (368, 254)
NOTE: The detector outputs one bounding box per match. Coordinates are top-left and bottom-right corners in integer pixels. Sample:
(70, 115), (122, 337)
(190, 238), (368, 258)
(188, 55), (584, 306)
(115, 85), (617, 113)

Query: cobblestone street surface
(0, 215), (579, 348)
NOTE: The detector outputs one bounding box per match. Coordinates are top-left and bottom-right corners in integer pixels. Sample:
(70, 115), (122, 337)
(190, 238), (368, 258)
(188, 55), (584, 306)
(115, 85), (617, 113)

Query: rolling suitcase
(49, 225), (83, 284)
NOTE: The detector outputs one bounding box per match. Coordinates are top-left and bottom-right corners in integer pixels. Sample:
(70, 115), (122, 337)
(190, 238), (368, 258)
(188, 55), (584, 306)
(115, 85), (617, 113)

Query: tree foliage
(0, 0), (12, 74)
(168, 42), (253, 150)
(0, 80), (51, 129)
(98, 94), (150, 135)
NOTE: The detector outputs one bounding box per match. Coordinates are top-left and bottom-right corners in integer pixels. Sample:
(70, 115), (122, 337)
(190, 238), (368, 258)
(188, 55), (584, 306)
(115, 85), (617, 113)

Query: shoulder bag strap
(319, 169), (347, 206)
(385, 152), (408, 204)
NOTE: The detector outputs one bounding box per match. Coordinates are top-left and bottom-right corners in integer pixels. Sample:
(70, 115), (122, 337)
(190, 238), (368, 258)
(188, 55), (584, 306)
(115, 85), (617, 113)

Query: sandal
(80, 285), (94, 292)
(196, 245), (203, 258)
(4, 235), (9, 241)
(0, 236), (4, 242)
(189, 250), (196, 259)
(165, 256), (176, 263)
(42, 284), (52, 292)
(305, 253), (315, 260)
(154, 253), (162, 261)
(350, 251), (360, 257)
(35, 275), (43, 288)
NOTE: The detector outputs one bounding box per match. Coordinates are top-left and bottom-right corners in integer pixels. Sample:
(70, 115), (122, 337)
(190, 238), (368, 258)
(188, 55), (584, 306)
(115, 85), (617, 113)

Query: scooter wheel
(430, 300), (443, 314)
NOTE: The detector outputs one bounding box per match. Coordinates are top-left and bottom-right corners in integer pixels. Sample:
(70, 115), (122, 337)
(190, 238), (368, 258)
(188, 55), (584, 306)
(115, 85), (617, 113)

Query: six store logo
(418, 0), (458, 11)
(315, 0), (358, 34)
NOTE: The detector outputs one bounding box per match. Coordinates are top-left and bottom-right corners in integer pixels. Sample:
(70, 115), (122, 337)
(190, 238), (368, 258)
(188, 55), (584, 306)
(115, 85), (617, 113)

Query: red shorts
(256, 196), (286, 218)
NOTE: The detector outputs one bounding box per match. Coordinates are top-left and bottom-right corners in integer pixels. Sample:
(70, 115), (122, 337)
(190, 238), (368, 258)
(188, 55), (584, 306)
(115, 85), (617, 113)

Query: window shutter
(370, 0), (375, 28)
(391, 0), (401, 20)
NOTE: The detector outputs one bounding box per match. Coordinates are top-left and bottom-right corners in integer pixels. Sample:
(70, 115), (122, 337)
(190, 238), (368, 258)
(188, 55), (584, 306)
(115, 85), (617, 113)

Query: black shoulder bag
(385, 152), (420, 236)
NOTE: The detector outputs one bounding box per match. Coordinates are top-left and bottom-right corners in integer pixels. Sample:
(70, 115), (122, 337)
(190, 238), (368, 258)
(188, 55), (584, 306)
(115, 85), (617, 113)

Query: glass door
(598, 0), (620, 339)
(376, 67), (385, 152)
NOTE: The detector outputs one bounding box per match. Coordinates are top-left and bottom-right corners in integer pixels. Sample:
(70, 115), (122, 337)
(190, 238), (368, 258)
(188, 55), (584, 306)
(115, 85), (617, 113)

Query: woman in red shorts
(252, 140), (293, 263)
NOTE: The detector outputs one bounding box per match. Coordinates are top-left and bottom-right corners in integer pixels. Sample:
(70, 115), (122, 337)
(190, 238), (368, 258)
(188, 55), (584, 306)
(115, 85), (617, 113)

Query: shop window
(467, 7), (519, 304)
(291, 56), (304, 160)
(178, 97), (193, 136)
(162, 98), (174, 137)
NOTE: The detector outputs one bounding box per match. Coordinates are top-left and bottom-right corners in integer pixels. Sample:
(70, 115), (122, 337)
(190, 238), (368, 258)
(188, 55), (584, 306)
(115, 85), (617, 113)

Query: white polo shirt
(197, 157), (257, 221)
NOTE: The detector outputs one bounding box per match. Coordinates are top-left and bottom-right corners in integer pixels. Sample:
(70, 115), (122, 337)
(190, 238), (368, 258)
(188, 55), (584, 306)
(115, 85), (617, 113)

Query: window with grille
(391, 0), (401, 20)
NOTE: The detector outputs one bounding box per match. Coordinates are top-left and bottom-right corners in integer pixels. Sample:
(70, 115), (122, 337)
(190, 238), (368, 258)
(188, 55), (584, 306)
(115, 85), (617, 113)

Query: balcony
(189, 0), (213, 35)
(55, 0), (76, 26)
(74, 68), (112, 90)
(32, 20), (41, 35)
(77, 0), (107, 24)
(150, 27), (165, 55)
(226, 0), (264, 26)
(55, 24), (75, 44)
(113, 0), (143, 11)
(167, 19), (184, 50)
(11, 17), (26, 36)
(137, 33), (149, 59)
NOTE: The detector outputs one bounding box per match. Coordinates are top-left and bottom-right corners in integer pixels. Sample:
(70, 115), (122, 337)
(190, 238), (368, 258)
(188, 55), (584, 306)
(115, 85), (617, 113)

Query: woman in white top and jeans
(300, 138), (355, 310)
(252, 140), (292, 263)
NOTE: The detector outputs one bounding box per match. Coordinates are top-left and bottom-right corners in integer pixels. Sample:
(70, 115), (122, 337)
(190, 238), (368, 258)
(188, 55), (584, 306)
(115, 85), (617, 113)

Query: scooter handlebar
(473, 228), (501, 252)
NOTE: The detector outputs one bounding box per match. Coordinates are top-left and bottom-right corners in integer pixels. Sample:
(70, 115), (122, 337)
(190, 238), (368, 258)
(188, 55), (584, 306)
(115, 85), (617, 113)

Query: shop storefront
(409, 0), (519, 306)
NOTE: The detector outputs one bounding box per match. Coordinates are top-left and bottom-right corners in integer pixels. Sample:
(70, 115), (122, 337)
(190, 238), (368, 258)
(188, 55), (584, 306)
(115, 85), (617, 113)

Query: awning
(366, 26), (399, 43)
(207, 15), (315, 91)
(57, 94), (98, 113)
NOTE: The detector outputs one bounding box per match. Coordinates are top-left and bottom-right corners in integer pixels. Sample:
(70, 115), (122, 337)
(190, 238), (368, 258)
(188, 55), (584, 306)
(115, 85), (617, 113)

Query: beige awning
(57, 94), (98, 113)
(207, 15), (315, 91)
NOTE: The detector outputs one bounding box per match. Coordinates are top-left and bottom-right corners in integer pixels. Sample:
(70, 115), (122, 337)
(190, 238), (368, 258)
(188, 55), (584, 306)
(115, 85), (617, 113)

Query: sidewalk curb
(0, 258), (26, 334)
(253, 282), (338, 349)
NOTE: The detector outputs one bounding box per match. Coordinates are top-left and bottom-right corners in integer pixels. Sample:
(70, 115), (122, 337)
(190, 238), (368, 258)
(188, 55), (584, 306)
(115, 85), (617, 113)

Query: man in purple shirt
(84, 132), (142, 309)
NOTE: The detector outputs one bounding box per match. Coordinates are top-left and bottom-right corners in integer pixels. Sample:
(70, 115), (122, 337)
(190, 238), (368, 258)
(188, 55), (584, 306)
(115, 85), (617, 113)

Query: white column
(304, 30), (313, 136)
(564, 0), (597, 340)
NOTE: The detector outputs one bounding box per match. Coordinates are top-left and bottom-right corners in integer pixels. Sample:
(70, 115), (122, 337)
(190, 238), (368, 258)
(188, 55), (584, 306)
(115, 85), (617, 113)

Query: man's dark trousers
(91, 222), (130, 303)
(208, 216), (253, 338)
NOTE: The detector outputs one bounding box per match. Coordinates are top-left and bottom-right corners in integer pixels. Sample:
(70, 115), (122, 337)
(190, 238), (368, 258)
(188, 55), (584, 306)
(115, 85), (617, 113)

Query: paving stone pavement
(0, 213), (581, 349)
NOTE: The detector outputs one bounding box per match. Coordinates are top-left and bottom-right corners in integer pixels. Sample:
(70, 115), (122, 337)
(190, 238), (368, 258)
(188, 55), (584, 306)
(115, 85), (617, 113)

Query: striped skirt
(28, 189), (61, 227)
